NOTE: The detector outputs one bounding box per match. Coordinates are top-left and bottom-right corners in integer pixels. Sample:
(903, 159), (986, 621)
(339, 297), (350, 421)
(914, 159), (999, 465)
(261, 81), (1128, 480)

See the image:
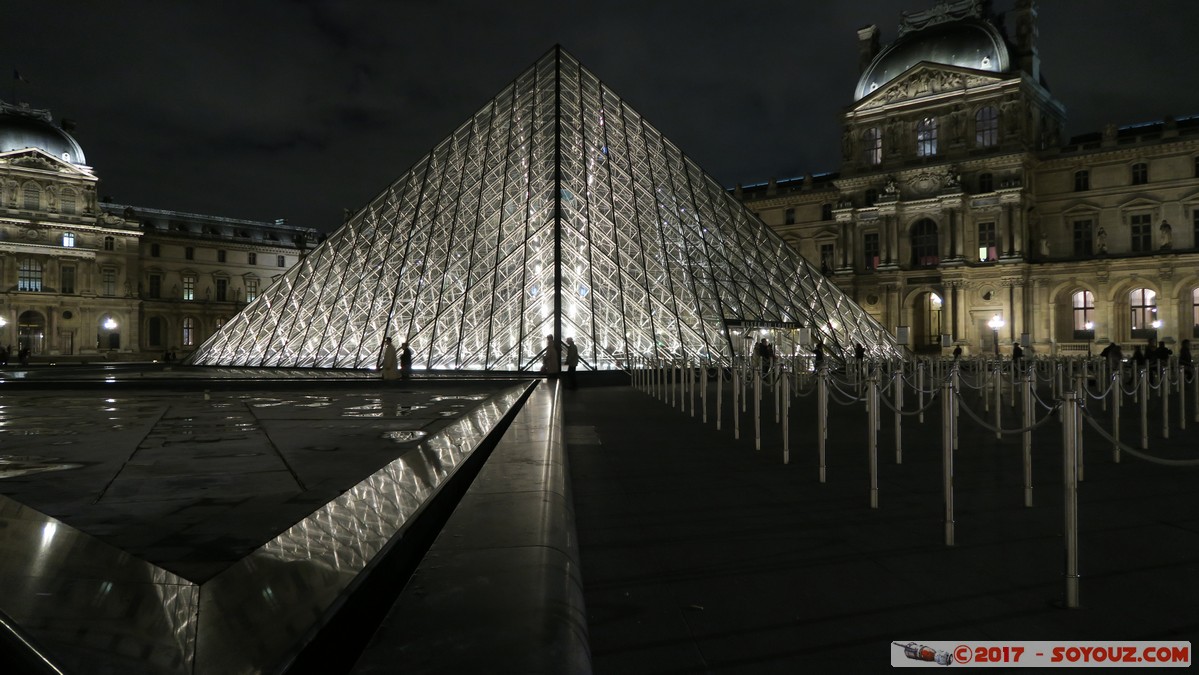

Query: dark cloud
(8, 0), (1199, 231)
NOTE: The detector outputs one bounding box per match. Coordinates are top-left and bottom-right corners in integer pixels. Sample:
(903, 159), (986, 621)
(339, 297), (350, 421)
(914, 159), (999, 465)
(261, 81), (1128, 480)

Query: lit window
(1130, 288), (1157, 337)
(182, 317), (195, 347)
(19, 259), (42, 292)
(246, 278), (259, 301)
(916, 118), (938, 157)
(183, 274), (196, 301)
(862, 127), (882, 165)
(62, 232), (75, 247)
(977, 222), (996, 261)
(1072, 291), (1095, 338)
(975, 106), (999, 147)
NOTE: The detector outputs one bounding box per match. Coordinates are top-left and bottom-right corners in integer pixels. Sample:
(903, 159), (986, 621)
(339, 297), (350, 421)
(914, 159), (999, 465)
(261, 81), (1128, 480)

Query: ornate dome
(0, 100), (86, 165)
(854, 18), (1010, 101)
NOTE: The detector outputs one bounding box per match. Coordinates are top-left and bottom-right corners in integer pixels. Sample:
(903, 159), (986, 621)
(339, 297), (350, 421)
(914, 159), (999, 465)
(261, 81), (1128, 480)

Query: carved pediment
(0, 148), (92, 176)
(857, 64), (1005, 111)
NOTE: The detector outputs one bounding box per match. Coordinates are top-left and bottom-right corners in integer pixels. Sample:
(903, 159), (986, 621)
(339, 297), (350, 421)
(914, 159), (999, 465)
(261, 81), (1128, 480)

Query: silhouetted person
(1132, 345), (1146, 372)
(400, 341), (413, 379)
(952, 345), (962, 361)
(380, 337), (399, 381)
(564, 337), (579, 389)
(813, 342), (825, 369)
(1180, 340), (1193, 377)
(542, 335), (560, 377)
(1011, 343), (1023, 367)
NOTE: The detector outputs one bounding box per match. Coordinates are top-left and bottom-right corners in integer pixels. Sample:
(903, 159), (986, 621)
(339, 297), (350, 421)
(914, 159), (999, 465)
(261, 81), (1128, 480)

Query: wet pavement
(0, 367), (520, 582)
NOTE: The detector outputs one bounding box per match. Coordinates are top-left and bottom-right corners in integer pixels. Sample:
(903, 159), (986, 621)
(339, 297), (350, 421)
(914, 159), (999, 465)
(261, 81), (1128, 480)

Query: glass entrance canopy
(189, 47), (899, 371)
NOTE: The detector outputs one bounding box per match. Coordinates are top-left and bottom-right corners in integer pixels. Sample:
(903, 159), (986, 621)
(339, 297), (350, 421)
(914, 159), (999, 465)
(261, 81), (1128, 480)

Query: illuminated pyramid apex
(191, 46), (898, 371)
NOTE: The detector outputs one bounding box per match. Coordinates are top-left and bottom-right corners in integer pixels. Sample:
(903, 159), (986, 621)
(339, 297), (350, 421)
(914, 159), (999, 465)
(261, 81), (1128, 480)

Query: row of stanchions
(628, 353), (1198, 609)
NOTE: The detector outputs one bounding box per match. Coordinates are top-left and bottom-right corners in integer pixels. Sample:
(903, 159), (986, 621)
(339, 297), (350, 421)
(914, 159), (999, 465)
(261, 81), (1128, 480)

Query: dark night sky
(8, 1), (1199, 232)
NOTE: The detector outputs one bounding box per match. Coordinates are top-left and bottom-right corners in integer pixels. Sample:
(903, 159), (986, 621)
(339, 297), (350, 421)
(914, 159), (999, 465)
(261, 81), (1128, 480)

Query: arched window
(926, 292), (943, 346)
(23, 183), (40, 210)
(975, 106), (999, 147)
(911, 219), (939, 267)
(182, 317), (196, 347)
(1072, 290), (1095, 339)
(1129, 288), (1158, 338)
(104, 236), (115, 251)
(916, 118), (938, 157)
(1131, 162), (1148, 185)
(862, 127), (882, 165)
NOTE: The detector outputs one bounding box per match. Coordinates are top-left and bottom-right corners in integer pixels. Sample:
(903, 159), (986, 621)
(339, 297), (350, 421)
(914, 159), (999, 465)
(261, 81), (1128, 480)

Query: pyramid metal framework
(190, 47), (900, 371)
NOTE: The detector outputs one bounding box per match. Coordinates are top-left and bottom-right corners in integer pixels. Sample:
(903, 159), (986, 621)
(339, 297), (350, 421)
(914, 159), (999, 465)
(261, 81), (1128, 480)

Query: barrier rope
(1080, 408), (1199, 467)
(954, 391), (1061, 434)
(877, 388), (941, 416)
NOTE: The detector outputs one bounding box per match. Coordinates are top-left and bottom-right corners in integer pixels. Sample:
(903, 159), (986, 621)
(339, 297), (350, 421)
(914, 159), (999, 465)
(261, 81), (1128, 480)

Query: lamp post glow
(103, 318), (118, 331)
(1084, 321), (1094, 356)
(988, 314), (1005, 356)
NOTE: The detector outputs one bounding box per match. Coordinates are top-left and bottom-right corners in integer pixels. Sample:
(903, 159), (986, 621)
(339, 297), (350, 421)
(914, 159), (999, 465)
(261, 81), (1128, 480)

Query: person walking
(400, 341), (413, 379)
(380, 337), (399, 381)
(542, 335), (560, 378)
(564, 337), (579, 389)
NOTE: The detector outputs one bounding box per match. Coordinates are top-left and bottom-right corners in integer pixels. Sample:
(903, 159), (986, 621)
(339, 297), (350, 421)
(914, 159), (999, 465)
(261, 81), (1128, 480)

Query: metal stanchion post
(1141, 368), (1149, 450)
(1179, 364), (1186, 431)
(782, 368), (790, 465)
(895, 363), (903, 464)
(942, 374), (955, 546)
(716, 365), (723, 431)
(1063, 390), (1081, 609)
(701, 363), (708, 424)
(733, 363), (740, 440)
(1023, 366), (1034, 507)
(818, 366), (828, 482)
(918, 361), (925, 423)
(994, 361), (1002, 439)
(774, 364), (781, 424)
(952, 365), (960, 450)
(1162, 364), (1169, 439)
(869, 370), (879, 509)
(753, 367), (762, 451)
(1075, 373), (1085, 483)
(1112, 370), (1121, 464)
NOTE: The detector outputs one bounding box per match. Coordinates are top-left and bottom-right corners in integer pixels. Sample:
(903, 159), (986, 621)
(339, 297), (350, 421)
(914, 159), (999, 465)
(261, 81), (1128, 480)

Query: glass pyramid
(189, 47), (899, 372)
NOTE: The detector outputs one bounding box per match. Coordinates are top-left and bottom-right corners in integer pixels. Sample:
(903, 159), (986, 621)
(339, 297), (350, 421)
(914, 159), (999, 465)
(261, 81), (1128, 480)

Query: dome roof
(855, 18), (1010, 101)
(0, 101), (86, 165)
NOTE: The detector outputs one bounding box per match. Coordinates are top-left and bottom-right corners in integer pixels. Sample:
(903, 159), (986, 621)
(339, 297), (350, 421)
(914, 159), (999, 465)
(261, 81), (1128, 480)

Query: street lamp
(1084, 321), (1094, 356)
(988, 314), (1005, 356)
(103, 318), (118, 330)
